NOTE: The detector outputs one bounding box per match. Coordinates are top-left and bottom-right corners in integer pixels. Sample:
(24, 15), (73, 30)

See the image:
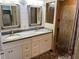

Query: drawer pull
(8, 51), (11, 53)
(8, 50), (13, 53)
(0, 53), (4, 55)
(45, 40), (48, 42)
(26, 48), (28, 49)
(11, 50), (13, 52)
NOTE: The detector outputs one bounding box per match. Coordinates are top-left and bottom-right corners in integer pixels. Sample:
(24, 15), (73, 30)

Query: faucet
(11, 29), (14, 35)
(34, 26), (40, 30)
(10, 27), (14, 36)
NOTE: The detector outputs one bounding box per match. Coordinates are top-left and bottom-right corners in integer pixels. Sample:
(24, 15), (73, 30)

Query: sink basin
(6, 34), (20, 40)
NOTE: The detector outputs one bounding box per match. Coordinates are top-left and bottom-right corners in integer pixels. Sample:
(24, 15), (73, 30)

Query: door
(73, 0), (79, 58)
(4, 46), (22, 59)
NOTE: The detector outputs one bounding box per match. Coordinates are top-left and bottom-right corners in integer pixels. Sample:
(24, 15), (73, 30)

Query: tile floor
(31, 51), (71, 59)
(32, 51), (58, 59)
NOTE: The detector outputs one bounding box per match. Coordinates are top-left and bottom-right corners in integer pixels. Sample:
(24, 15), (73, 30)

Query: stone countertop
(1, 28), (53, 44)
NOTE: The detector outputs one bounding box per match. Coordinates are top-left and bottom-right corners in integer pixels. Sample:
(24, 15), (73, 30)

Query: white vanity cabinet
(1, 32), (53, 59)
(4, 46), (22, 59)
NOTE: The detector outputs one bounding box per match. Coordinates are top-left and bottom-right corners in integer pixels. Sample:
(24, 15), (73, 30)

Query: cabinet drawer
(32, 36), (40, 42)
(32, 40), (39, 48)
(44, 38), (52, 46)
(41, 33), (52, 40)
(32, 47), (40, 57)
(23, 51), (31, 59)
(22, 44), (31, 52)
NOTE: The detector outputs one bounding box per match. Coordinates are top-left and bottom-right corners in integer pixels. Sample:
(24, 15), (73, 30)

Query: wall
(19, 0), (45, 29)
(19, 3), (45, 30)
(20, 5), (29, 29)
(19, 0), (45, 30)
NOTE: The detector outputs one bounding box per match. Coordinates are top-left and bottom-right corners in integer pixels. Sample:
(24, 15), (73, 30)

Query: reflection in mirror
(46, 2), (55, 24)
(28, 6), (42, 26)
(1, 5), (20, 29)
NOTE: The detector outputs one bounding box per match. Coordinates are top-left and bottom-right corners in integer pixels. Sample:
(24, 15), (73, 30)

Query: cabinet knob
(8, 51), (11, 53)
(26, 48), (28, 49)
(11, 50), (13, 52)
(8, 50), (13, 53)
(45, 40), (48, 42)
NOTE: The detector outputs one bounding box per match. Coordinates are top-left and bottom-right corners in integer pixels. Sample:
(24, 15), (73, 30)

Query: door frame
(71, 0), (79, 59)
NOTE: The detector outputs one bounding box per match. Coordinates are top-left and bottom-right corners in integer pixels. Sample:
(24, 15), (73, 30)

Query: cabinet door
(0, 52), (5, 59)
(4, 46), (22, 59)
(40, 33), (52, 54)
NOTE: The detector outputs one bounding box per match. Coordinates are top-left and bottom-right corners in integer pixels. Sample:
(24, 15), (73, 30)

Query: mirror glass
(28, 6), (42, 26)
(1, 5), (20, 29)
(46, 2), (55, 24)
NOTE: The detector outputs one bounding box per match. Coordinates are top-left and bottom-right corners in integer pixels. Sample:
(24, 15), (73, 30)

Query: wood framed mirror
(0, 4), (20, 29)
(28, 5), (42, 26)
(46, 2), (55, 24)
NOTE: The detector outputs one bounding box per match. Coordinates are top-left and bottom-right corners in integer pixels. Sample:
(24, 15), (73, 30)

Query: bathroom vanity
(0, 28), (53, 59)
(0, 1), (55, 59)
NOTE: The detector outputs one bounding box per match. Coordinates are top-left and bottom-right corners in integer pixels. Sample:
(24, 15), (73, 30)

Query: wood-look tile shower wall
(57, 0), (77, 51)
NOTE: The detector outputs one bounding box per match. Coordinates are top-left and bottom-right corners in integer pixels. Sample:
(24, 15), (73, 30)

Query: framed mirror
(46, 2), (55, 24)
(28, 5), (42, 26)
(0, 5), (20, 29)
